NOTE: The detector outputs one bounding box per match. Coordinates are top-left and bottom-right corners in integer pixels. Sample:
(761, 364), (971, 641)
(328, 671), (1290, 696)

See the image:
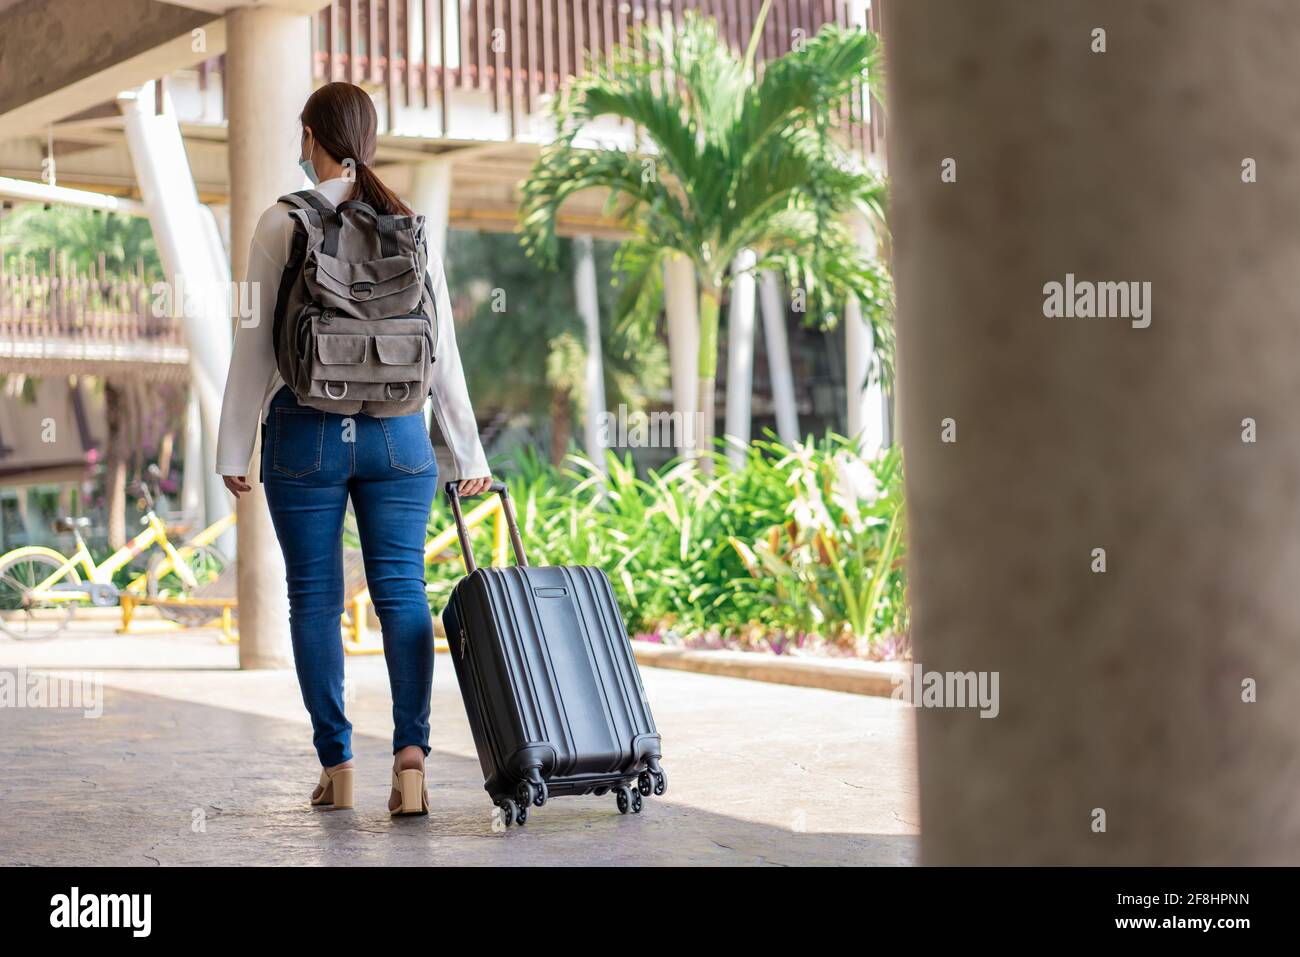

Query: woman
(215, 82), (491, 815)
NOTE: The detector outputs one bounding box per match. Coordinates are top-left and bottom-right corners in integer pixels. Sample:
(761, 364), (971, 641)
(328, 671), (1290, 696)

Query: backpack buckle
(323, 382), (348, 400)
(349, 281), (374, 301)
(385, 382), (411, 402)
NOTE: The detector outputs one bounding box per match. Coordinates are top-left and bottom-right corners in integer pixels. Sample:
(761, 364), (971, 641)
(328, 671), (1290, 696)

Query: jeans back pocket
(271, 407), (325, 477)
(379, 413), (434, 474)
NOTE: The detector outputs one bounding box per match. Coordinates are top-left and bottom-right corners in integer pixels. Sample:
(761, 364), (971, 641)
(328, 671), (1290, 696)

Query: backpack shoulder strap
(271, 197), (320, 364)
(278, 190), (335, 214)
(279, 190), (350, 256)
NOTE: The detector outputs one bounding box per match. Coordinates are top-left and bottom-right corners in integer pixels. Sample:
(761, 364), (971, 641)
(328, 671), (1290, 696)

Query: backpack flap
(306, 251), (423, 318)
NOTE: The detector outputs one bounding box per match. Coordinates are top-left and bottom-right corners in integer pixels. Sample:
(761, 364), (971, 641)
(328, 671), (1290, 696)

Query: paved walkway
(0, 619), (919, 866)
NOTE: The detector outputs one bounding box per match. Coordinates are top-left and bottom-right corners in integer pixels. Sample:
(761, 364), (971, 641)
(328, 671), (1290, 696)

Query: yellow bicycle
(0, 471), (226, 640)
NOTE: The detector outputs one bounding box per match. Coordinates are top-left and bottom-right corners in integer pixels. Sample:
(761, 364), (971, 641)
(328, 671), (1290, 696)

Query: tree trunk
(549, 386), (573, 465)
(695, 288), (721, 473)
(888, 0), (1300, 864)
(663, 254), (699, 458)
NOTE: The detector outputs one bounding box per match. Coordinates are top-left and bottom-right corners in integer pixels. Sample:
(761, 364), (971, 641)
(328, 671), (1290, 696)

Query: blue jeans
(262, 386), (438, 767)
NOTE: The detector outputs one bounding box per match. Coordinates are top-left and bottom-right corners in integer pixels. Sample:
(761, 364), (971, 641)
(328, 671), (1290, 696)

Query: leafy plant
(420, 435), (908, 659)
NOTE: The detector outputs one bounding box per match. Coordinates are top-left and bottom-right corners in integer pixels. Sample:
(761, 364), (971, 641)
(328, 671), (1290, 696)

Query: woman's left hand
(457, 476), (494, 497)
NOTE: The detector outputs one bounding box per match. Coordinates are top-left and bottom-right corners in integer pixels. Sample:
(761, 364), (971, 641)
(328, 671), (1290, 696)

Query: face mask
(299, 157), (319, 185)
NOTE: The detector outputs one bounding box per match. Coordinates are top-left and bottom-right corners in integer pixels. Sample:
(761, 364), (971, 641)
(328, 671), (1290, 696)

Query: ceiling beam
(0, 0), (224, 142)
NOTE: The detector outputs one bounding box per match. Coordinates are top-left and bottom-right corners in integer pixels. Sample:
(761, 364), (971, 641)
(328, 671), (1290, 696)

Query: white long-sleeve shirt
(214, 177), (489, 482)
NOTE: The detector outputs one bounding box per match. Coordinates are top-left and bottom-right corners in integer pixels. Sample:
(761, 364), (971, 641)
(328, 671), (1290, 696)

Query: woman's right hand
(223, 475), (252, 499)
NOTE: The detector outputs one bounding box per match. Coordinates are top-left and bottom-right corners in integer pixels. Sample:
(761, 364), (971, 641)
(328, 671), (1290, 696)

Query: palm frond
(611, 238), (668, 356)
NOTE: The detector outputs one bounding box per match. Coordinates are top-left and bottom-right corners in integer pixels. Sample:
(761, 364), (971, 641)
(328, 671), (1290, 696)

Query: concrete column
(572, 235), (607, 469)
(409, 157), (453, 261)
(888, 0), (1300, 864)
(121, 83), (230, 529)
(723, 249), (757, 469)
(758, 273), (800, 445)
(226, 6), (312, 670)
(663, 252), (699, 455)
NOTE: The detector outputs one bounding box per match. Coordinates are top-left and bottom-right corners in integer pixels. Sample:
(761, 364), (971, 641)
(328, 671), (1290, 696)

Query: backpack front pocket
(373, 334), (426, 367)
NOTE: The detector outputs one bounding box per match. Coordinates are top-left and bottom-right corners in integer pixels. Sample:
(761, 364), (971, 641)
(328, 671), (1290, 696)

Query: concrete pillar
(663, 253), (699, 455)
(226, 6), (312, 670)
(723, 249), (757, 469)
(121, 83), (230, 529)
(572, 235), (607, 469)
(207, 203), (231, 260)
(758, 273), (800, 445)
(409, 157), (453, 261)
(888, 0), (1300, 864)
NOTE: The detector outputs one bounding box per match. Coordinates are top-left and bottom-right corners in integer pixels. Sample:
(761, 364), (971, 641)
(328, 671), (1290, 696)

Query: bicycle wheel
(146, 545), (227, 625)
(0, 552), (78, 640)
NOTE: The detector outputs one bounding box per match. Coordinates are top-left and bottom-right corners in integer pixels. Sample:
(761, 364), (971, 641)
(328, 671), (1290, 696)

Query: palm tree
(520, 1), (891, 466)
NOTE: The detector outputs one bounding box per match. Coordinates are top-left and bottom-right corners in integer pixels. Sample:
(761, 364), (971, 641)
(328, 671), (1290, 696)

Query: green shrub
(414, 435), (908, 659)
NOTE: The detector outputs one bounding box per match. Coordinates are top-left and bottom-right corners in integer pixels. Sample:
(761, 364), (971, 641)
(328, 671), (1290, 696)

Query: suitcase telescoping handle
(444, 480), (528, 575)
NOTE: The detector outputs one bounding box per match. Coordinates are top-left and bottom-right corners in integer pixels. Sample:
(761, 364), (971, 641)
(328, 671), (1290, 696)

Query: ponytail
(352, 161), (413, 217)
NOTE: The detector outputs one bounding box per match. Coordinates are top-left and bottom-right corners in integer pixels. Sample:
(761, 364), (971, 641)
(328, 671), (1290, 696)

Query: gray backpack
(272, 189), (437, 417)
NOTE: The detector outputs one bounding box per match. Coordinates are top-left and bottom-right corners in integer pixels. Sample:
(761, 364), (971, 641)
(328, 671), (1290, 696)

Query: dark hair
(300, 82), (414, 216)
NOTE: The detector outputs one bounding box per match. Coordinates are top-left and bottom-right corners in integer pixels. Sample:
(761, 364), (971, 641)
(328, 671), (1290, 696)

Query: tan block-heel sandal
(391, 768), (429, 816)
(311, 766), (355, 809)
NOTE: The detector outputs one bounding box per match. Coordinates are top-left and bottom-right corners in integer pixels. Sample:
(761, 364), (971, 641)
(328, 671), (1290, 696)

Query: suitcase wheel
(638, 767), (668, 797)
(516, 779), (548, 808)
(615, 785), (642, 815)
(495, 797), (526, 828)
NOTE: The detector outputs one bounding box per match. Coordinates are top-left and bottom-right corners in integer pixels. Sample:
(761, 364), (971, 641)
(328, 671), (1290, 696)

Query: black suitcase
(441, 481), (666, 827)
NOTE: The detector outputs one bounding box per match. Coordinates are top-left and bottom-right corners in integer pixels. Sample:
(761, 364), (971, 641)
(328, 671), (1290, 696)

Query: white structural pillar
(845, 212), (888, 454)
(121, 83), (231, 528)
(226, 5), (312, 670)
(723, 249), (757, 469)
(409, 157), (453, 261)
(846, 0), (887, 455)
(572, 235), (606, 469)
(662, 252), (699, 456)
(181, 390), (203, 521)
(758, 273), (800, 445)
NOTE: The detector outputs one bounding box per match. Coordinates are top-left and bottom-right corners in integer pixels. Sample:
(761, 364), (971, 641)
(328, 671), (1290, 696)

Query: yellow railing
(342, 494), (509, 654)
(116, 503), (497, 653)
